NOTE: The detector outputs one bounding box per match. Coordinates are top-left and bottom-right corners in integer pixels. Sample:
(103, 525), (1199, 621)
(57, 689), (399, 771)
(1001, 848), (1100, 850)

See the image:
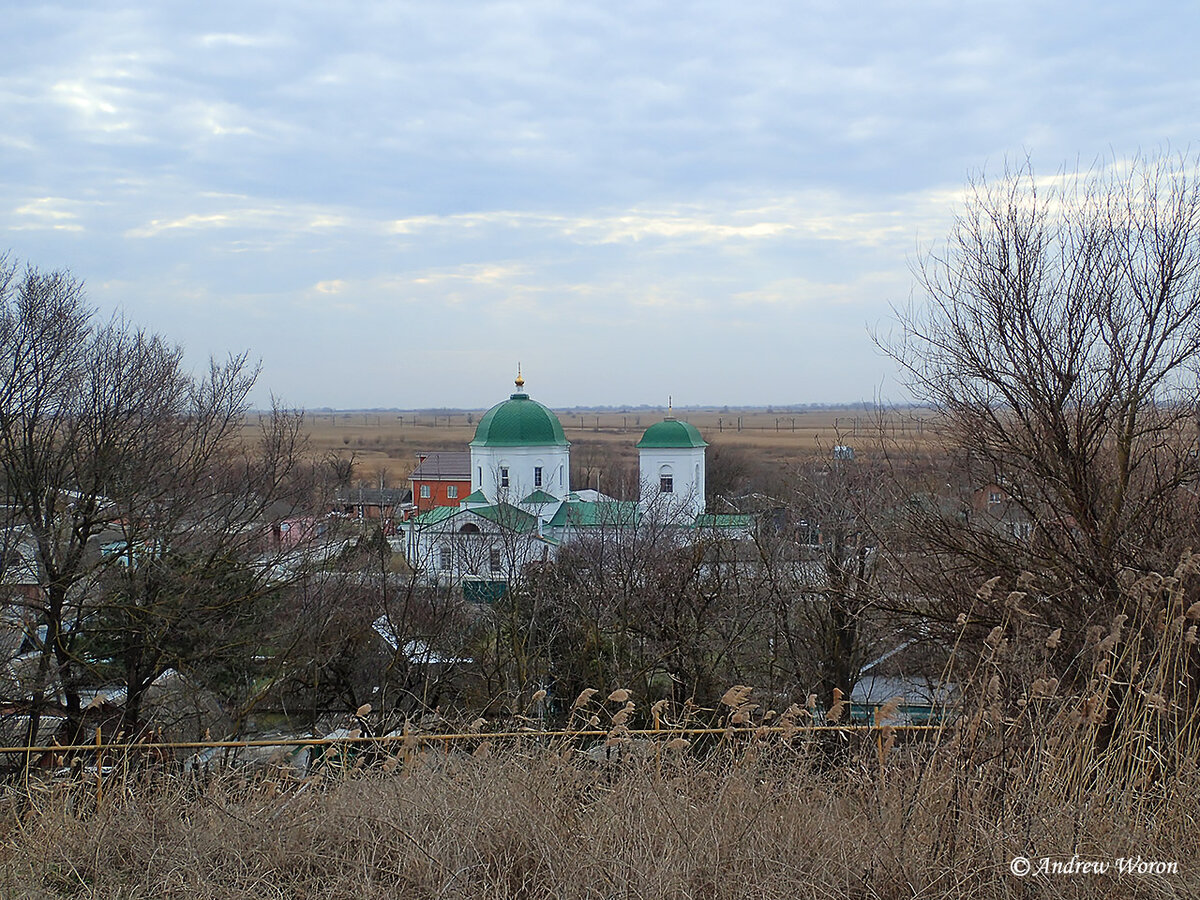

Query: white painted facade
(401, 507), (552, 586)
(639, 445), (706, 522)
(470, 443), (570, 503)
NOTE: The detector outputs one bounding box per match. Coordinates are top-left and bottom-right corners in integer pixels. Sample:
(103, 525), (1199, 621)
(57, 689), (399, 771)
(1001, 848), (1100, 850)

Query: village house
(409, 451), (472, 513)
(334, 486), (411, 534)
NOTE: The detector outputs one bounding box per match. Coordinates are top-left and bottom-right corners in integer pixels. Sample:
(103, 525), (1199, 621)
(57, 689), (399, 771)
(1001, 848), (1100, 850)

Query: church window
(490, 548), (502, 572)
(660, 474), (673, 494)
(534, 466), (543, 487)
(500, 467), (509, 488)
(439, 546), (453, 570)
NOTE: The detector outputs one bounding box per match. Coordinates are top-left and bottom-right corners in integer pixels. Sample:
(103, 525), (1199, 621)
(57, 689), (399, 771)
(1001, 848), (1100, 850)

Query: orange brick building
(410, 451), (472, 513)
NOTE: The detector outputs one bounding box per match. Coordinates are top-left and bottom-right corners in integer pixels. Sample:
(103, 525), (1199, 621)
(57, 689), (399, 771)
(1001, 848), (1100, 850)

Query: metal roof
(547, 500), (640, 529)
(693, 514), (754, 529)
(335, 487), (411, 505)
(470, 392), (569, 448)
(411, 451), (471, 480)
(520, 489), (560, 505)
(636, 418), (708, 449)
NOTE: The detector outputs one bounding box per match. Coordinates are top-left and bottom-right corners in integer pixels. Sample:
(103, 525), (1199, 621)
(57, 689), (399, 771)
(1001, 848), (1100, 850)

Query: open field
(250, 406), (938, 485)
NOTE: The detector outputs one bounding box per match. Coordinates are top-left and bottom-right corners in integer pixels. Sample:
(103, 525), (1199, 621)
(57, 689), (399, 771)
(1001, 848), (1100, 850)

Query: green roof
(693, 514), (754, 529)
(547, 500), (640, 529)
(636, 418), (708, 449)
(408, 501), (537, 534)
(470, 502), (538, 533)
(460, 489), (489, 504)
(410, 505), (461, 526)
(464, 579), (508, 604)
(520, 489), (560, 505)
(471, 392), (569, 448)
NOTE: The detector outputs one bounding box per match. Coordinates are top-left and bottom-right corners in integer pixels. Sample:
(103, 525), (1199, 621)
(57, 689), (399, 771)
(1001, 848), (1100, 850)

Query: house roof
(470, 503), (538, 532)
(411, 451), (471, 480)
(693, 513), (754, 529)
(409, 505), (461, 526)
(470, 391), (569, 448)
(336, 487), (411, 505)
(850, 674), (957, 707)
(520, 489), (560, 505)
(636, 418), (708, 449)
(408, 501), (538, 533)
(547, 500), (640, 529)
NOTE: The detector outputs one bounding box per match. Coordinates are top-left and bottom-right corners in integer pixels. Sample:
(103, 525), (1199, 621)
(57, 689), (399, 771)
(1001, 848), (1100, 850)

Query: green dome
(636, 418), (708, 449)
(471, 392), (569, 447)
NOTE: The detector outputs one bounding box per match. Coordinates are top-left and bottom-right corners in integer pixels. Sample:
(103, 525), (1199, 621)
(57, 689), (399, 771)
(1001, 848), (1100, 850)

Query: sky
(1, 1), (1196, 409)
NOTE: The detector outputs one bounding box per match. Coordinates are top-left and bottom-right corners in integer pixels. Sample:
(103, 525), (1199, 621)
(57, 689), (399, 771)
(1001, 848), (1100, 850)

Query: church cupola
(468, 367), (571, 504)
(636, 399), (707, 521)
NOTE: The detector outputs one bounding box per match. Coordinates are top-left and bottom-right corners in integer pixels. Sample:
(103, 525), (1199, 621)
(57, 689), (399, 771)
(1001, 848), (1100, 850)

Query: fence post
(95, 727), (103, 806)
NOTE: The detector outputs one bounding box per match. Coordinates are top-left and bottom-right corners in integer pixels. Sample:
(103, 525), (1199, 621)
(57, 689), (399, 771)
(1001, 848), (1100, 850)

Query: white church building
(399, 371), (751, 585)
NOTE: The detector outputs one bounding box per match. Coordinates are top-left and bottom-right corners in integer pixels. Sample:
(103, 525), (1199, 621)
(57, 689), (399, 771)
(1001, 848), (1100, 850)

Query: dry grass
(257, 406), (936, 484)
(6, 561), (1199, 899)
(2, 735), (1194, 900)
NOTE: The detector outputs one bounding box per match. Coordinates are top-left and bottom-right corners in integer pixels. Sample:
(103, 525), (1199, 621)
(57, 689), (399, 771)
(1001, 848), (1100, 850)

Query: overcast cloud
(2, 1), (1196, 408)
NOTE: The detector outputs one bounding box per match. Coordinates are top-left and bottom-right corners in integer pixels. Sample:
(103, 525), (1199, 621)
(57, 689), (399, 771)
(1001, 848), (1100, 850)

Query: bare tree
(0, 260), (308, 746)
(521, 491), (772, 714)
(93, 393), (309, 737)
(882, 155), (1200, 644)
(764, 448), (896, 711)
(0, 261), (187, 744)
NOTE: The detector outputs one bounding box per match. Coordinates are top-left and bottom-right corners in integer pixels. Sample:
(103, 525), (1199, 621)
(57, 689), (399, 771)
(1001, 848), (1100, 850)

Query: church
(399, 370), (751, 584)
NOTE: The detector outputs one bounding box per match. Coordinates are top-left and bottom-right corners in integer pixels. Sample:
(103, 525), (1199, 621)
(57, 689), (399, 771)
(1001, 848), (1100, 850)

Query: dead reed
(3, 560), (1200, 898)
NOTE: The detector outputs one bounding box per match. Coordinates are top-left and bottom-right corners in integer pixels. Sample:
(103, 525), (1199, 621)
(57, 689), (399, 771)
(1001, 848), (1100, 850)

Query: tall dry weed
(4, 561), (1200, 898)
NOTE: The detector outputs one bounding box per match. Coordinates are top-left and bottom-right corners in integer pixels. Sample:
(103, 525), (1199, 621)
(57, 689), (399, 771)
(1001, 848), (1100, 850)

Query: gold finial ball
(515, 364), (525, 389)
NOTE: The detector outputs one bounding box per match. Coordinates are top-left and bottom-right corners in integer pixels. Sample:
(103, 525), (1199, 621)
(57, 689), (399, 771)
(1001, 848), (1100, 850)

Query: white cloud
(2, 0), (1195, 405)
(10, 197), (85, 232)
(50, 78), (137, 134)
(409, 263), (530, 286)
(125, 213), (235, 237)
(197, 33), (280, 49)
(187, 101), (258, 137)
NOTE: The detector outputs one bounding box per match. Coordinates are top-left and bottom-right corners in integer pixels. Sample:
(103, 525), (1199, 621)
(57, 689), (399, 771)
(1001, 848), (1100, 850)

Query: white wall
(638, 446), (706, 521)
(470, 444), (571, 503)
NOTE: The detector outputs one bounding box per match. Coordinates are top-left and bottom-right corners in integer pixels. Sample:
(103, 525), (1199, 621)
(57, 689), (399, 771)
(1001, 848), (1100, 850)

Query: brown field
(249, 406), (937, 485)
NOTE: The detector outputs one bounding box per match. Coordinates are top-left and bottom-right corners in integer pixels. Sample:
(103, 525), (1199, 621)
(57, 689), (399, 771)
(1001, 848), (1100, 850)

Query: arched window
(459, 523), (481, 534)
(659, 464), (674, 494)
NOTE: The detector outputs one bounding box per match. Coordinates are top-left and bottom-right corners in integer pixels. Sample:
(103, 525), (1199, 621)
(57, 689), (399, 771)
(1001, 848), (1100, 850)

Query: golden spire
(666, 395), (674, 419)
(515, 362), (525, 390)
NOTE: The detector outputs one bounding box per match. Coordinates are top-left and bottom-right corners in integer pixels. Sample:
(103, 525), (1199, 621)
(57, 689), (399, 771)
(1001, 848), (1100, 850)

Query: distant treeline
(284, 401), (928, 415)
